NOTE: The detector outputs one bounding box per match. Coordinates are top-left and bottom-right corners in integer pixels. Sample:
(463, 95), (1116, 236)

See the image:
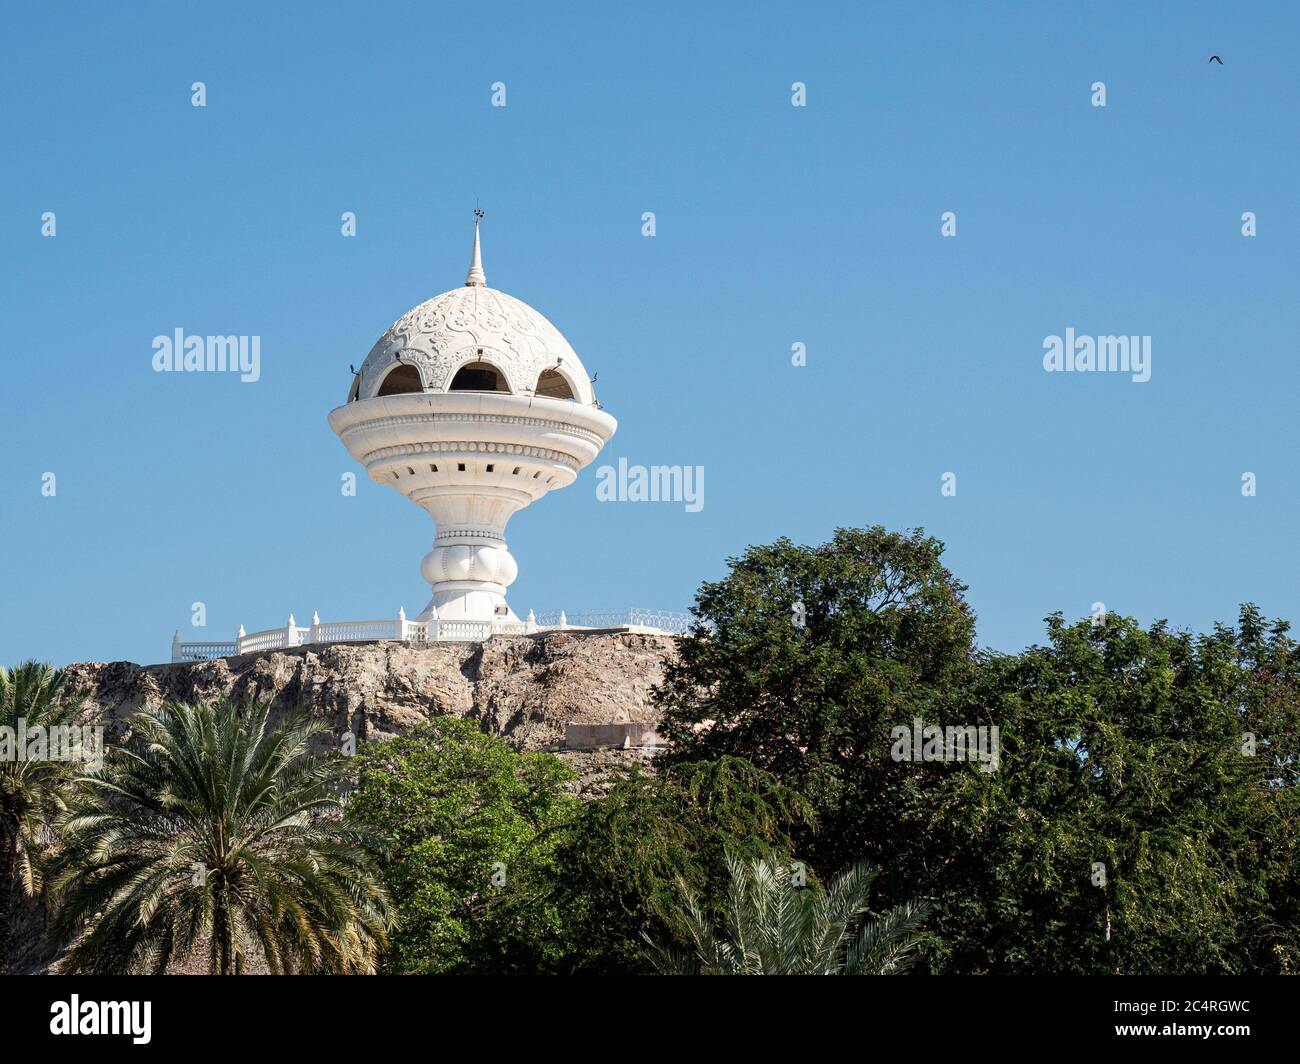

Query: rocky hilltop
(63, 631), (679, 790)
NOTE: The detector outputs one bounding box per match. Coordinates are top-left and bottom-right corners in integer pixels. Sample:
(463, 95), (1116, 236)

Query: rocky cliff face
(63, 631), (678, 757)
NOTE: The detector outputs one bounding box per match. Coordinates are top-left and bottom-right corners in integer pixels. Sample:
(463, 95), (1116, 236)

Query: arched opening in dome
(534, 368), (576, 401)
(376, 364), (423, 397)
(449, 361), (509, 393)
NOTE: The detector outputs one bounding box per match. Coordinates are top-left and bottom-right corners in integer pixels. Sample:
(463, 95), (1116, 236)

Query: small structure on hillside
(563, 722), (663, 752)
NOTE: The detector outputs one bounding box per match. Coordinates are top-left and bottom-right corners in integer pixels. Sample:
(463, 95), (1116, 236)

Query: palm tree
(650, 852), (931, 974)
(51, 699), (391, 974)
(0, 661), (86, 974)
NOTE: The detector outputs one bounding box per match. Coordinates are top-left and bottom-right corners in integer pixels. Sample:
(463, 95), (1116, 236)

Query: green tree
(657, 526), (977, 872)
(0, 662), (85, 973)
(345, 716), (577, 973)
(51, 699), (389, 974)
(550, 756), (815, 973)
(649, 852), (931, 975)
(922, 608), (1300, 974)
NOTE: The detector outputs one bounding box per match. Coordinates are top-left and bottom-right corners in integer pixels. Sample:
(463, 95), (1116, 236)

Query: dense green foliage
(0, 662), (85, 974)
(650, 852), (931, 975)
(657, 526), (1300, 973)
(923, 607), (1300, 974)
(345, 718), (815, 973)
(344, 716), (578, 973)
(50, 700), (389, 974)
(658, 526), (979, 871)
(549, 756), (815, 972)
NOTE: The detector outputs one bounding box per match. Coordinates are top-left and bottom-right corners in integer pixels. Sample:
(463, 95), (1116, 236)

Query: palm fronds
(650, 851), (931, 974)
(0, 661), (88, 972)
(49, 699), (391, 974)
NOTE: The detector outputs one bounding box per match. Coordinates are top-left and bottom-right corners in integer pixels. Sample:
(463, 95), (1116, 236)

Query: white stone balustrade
(170, 607), (690, 663)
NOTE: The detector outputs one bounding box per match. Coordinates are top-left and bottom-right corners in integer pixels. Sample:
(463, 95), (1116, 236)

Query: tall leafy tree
(0, 662), (85, 973)
(345, 717), (578, 974)
(51, 699), (390, 974)
(920, 608), (1300, 974)
(657, 526), (977, 871)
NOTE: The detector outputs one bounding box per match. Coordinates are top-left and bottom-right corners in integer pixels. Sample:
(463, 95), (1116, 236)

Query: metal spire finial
(465, 209), (486, 287)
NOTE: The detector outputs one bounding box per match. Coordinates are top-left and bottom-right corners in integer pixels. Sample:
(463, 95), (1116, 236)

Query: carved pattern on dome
(356, 286), (586, 401)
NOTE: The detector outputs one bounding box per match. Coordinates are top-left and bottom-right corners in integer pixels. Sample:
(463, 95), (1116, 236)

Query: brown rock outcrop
(63, 631), (678, 755)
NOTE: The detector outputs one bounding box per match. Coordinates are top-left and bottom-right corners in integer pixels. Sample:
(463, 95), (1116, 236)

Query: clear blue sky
(3, 1), (1298, 667)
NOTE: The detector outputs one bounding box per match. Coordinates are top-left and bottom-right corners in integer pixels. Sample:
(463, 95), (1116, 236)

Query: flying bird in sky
(1209, 55), (1224, 64)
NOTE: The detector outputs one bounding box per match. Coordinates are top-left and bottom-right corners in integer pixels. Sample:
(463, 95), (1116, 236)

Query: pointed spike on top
(398, 606), (407, 621)
(465, 212), (486, 287)
(526, 609), (536, 623)
(172, 629), (181, 644)
(311, 610), (320, 626)
(238, 624), (246, 638)
(288, 612), (296, 627)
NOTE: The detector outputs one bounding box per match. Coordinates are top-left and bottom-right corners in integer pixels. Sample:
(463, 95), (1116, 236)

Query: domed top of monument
(348, 218), (594, 406)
